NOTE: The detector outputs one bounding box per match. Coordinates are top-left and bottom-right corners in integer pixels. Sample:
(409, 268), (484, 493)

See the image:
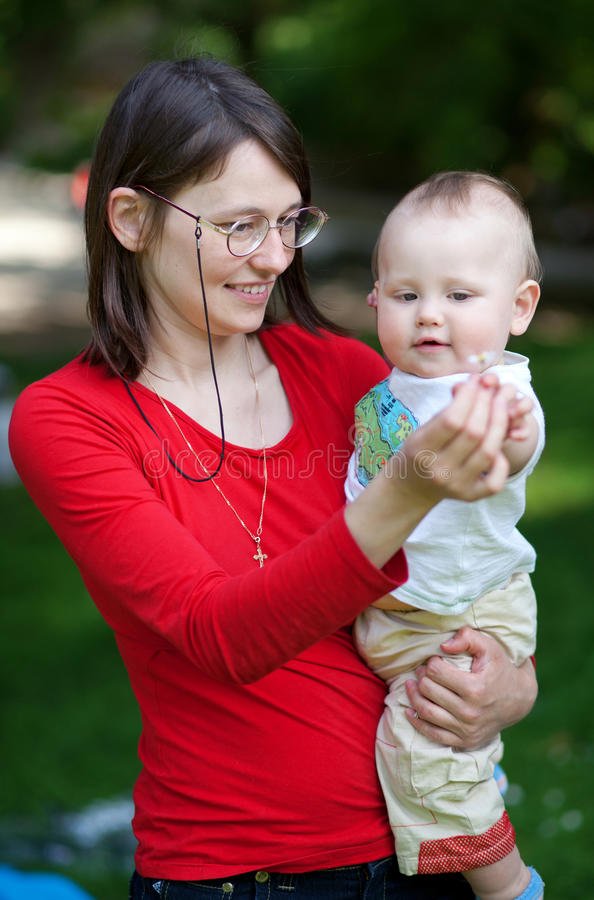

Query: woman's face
(139, 139), (301, 344)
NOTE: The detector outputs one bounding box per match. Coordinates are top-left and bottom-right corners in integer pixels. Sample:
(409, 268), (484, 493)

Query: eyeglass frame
(133, 185), (329, 257)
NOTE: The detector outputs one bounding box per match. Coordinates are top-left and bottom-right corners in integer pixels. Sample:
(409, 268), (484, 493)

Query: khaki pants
(354, 573), (536, 876)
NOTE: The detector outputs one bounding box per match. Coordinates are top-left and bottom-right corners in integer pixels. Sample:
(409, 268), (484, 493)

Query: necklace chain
(143, 336), (268, 566)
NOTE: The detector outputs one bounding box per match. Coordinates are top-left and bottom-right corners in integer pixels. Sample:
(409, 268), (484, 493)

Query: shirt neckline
(130, 326), (300, 456)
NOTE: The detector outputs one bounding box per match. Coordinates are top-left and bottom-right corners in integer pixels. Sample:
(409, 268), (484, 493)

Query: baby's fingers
(508, 393), (533, 419)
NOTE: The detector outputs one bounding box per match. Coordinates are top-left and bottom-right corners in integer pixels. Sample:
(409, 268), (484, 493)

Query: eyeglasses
(135, 185), (329, 257)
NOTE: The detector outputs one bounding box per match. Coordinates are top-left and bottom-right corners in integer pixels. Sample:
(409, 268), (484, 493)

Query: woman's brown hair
(84, 56), (340, 379)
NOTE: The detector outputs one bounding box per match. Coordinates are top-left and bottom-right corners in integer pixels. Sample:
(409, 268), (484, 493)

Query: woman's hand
(345, 375), (517, 570)
(404, 627), (538, 750)
(396, 374), (516, 505)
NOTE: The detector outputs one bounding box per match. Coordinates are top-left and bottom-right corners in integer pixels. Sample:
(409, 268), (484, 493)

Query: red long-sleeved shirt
(9, 324), (407, 879)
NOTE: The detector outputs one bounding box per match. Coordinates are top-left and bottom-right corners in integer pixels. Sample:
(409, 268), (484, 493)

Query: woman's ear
(510, 279), (540, 336)
(106, 187), (149, 251)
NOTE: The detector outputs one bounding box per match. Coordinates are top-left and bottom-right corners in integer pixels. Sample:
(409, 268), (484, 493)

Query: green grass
(1, 323), (593, 899)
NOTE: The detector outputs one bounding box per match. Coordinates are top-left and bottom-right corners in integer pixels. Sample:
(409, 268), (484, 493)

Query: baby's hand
(506, 392), (534, 441)
(500, 388), (538, 474)
(462, 374), (533, 441)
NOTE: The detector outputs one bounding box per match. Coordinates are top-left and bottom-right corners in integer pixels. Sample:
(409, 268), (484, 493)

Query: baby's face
(375, 202), (530, 378)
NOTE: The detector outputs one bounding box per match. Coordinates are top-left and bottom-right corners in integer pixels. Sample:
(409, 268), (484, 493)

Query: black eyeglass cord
(122, 222), (226, 483)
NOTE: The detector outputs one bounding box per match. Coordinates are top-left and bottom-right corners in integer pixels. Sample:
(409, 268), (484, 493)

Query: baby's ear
(366, 285), (378, 308)
(510, 279), (540, 336)
(106, 187), (150, 251)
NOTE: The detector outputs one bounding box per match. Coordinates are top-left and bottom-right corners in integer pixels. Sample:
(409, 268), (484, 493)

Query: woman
(9, 57), (536, 898)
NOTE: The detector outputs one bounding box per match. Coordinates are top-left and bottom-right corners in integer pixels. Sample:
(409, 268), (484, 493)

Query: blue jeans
(129, 857), (474, 899)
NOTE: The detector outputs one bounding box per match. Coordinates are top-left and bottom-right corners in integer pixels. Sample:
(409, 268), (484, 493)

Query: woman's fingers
(397, 374), (519, 507)
(471, 387), (514, 492)
(402, 376), (487, 477)
(404, 677), (475, 748)
(405, 709), (466, 748)
(424, 375), (487, 450)
(419, 379), (509, 498)
(404, 627), (538, 750)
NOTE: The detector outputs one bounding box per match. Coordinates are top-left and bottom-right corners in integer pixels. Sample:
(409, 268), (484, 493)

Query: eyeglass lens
(228, 208), (325, 256)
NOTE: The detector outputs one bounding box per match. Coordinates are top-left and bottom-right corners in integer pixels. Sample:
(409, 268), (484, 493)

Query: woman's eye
(231, 221), (256, 234)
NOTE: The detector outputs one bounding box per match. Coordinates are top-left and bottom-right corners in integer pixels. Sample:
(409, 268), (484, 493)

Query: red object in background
(70, 163), (90, 210)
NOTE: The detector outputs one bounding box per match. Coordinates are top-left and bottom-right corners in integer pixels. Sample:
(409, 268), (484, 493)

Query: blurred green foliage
(1, 0), (593, 232)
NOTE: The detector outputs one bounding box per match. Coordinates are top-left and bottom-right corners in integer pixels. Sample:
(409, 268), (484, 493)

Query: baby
(346, 172), (545, 900)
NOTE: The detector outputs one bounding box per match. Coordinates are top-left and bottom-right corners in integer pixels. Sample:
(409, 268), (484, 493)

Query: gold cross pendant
(253, 542), (268, 567)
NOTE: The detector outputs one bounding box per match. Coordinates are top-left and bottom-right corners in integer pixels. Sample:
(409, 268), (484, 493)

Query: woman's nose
(249, 228), (294, 274)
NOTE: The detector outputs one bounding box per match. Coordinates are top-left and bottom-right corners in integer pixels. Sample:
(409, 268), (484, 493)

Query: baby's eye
(397, 292), (418, 303)
(449, 291), (471, 302)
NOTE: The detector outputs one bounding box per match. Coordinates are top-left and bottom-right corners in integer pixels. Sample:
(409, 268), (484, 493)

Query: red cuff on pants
(418, 811), (516, 874)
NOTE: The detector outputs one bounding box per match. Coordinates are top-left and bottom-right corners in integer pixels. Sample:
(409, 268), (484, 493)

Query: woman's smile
(226, 281), (272, 301)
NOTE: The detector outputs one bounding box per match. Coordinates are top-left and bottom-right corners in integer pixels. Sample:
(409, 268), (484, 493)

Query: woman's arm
(404, 627), (538, 749)
(9, 372), (515, 686)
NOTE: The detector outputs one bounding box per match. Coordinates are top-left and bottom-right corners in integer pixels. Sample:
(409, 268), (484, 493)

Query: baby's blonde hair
(373, 171), (542, 284)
